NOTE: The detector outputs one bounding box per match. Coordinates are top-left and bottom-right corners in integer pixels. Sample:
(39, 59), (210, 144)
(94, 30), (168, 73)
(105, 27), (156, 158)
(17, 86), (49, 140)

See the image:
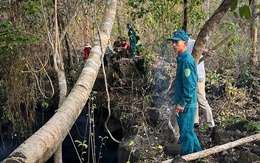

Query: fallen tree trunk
(162, 133), (260, 163)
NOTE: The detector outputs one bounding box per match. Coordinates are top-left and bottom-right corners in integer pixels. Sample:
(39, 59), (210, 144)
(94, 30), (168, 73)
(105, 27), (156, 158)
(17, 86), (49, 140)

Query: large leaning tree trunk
(2, 0), (117, 162)
(192, 0), (236, 64)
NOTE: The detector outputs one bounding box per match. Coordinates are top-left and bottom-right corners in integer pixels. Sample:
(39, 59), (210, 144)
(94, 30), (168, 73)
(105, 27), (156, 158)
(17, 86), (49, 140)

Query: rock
(112, 59), (139, 79)
(211, 128), (246, 145)
(211, 128), (231, 145)
(255, 140), (260, 146)
(146, 108), (159, 127)
(225, 120), (248, 132)
(117, 138), (140, 163)
(241, 144), (260, 159)
(237, 150), (259, 163)
(163, 143), (181, 156)
(106, 117), (123, 133)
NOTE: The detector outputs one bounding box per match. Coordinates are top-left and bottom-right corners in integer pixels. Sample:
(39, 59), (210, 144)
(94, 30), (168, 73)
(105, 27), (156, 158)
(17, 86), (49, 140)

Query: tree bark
(199, 10), (260, 64)
(192, 0), (236, 65)
(116, 0), (125, 36)
(162, 133), (260, 163)
(53, 0), (67, 162)
(1, 0), (117, 162)
(182, 0), (187, 32)
(250, 0), (259, 67)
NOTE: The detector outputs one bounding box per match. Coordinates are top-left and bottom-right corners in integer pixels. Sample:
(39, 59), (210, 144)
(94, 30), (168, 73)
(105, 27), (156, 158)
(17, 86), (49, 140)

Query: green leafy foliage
(75, 140), (88, 149)
(238, 68), (259, 87)
(41, 101), (49, 109)
(75, 140), (88, 161)
(220, 116), (260, 134)
(239, 5), (251, 19)
(0, 20), (43, 80)
(231, 1), (252, 20)
(0, 21), (43, 54)
(0, 106), (12, 125)
(220, 21), (237, 32)
(22, 2), (41, 15)
(244, 121), (260, 133)
(230, 0), (238, 11)
(143, 49), (157, 68)
(126, 0), (206, 40)
(0, 21), (12, 28)
(0, 18), (43, 140)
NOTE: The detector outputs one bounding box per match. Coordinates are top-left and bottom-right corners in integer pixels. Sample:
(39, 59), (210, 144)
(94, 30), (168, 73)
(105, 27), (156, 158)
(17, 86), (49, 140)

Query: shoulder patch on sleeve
(184, 69), (190, 77)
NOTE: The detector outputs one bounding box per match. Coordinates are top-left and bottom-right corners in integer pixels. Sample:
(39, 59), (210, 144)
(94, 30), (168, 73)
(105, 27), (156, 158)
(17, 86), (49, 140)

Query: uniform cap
(168, 30), (189, 42)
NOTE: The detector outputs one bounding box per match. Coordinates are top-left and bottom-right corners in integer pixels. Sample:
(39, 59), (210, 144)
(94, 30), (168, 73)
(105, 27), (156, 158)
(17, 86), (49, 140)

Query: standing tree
(53, 0), (67, 162)
(192, 0), (236, 64)
(250, 0), (259, 67)
(182, 0), (188, 31)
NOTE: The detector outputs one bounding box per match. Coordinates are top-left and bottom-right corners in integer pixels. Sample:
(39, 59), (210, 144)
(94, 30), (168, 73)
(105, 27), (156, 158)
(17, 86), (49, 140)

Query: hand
(176, 104), (184, 115)
(207, 49), (215, 57)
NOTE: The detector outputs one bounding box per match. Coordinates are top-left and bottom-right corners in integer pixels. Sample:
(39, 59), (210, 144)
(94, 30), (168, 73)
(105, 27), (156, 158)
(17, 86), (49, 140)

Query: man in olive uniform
(168, 30), (202, 156)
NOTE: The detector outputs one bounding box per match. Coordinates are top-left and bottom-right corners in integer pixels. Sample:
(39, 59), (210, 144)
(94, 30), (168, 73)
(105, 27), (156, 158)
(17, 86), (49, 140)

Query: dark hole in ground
(0, 110), (124, 163)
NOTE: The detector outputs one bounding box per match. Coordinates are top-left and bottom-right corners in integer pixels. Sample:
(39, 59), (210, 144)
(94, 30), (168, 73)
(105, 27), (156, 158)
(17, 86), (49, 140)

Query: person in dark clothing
(126, 23), (136, 58)
(113, 36), (122, 51)
(168, 30), (202, 156)
(104, 43), (113, 68)
(112, 36), (123, 60)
